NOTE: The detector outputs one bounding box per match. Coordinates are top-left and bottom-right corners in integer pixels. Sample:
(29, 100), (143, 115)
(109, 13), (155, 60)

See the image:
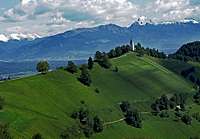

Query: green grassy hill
(0, 53), (199, 139)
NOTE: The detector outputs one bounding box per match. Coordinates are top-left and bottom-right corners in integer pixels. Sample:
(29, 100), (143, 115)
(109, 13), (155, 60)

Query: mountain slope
(1, 21), (200, 61)
(0, 53), (198, 139)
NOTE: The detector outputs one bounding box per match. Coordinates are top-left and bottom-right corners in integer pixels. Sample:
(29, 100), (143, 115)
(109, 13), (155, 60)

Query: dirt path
(103, 118), (125, 126)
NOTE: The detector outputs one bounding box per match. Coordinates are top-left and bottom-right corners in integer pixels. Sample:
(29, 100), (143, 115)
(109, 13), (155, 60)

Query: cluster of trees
(120, 101), (142, 128)
(151, 94), (187, 116)
(65, 61), (92, 86)
(94, 41), (133, 69)
(36, 61), (49, 74)
(135, 43), (166, 58)
(107, 44), (133, 59)
(94, 51), (112, 69)
(71, 107), (103, 138)
(169, 41), (200, 62)
(151, 94), (195, 125)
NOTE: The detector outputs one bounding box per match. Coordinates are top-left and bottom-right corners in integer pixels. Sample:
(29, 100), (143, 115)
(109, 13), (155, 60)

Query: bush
(36, 61), (49, 74)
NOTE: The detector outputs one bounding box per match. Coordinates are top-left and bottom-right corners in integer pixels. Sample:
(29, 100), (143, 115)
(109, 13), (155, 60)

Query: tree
(93, 116), (103, 133)
(66, 61), (78, 74)
(0, 97), (5, 110)
(36, 61), (49, 74)
(78, 65), (92, 86)
(88, 57), (94, 70)
(32, 133), (42, 139)
(94, 51), (102, 62)
(0, 123), (11, 139)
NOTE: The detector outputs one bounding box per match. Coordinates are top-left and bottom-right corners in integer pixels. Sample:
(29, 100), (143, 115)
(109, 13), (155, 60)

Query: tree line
(134, 43), (166, 58)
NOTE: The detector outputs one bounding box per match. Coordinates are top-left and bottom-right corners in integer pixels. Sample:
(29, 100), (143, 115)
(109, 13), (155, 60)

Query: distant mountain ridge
(0, 19), (200, 61)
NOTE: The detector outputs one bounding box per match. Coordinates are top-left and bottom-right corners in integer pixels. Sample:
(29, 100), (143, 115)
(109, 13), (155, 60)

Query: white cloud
(0, 0), (200, 36)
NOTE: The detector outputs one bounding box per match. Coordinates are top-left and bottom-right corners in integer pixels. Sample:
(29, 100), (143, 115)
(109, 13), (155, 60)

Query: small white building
(130, 40), (135, 51)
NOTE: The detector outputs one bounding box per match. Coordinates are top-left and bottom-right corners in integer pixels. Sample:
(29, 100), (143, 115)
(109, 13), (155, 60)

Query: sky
(0, 0), (200, 36)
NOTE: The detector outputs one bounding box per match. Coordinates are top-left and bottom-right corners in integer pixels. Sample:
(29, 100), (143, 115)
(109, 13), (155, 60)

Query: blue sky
(0, 0), (200, 36)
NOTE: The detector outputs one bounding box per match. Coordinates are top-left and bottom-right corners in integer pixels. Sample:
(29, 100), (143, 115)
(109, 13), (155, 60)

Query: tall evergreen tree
(88, 57), (94, 70)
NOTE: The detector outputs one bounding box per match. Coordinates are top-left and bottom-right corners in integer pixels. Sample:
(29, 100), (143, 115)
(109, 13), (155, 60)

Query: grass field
(0, 53), (199, 139)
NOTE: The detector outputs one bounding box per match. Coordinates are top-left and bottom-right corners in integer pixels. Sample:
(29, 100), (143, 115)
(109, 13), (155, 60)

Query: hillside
(0, 53), (199, 139)
(169, 41), (200, 62)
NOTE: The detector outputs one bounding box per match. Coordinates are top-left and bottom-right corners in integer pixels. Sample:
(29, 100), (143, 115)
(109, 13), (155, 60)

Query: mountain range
(0, 19), (200, 61)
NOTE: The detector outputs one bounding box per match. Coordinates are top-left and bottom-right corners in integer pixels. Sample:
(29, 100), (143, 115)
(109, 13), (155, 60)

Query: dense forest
(169, 41), (200, 62)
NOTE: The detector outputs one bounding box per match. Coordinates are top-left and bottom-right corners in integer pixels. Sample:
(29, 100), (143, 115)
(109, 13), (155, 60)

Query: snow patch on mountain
(0, 33), (41, 42)
(0, 34), (9, 42)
